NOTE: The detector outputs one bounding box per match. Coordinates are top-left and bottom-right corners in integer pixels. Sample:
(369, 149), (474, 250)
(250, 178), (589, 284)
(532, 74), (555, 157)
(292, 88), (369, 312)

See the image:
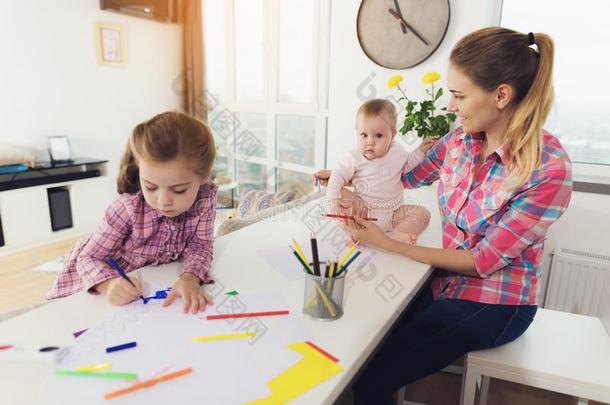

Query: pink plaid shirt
(46, 183), (218, 299)
(403, 127), (572, 305)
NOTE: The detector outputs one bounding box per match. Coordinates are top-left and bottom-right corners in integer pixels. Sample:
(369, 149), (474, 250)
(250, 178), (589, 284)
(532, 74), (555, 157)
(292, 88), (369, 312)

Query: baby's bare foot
(388, 231), (418, 245)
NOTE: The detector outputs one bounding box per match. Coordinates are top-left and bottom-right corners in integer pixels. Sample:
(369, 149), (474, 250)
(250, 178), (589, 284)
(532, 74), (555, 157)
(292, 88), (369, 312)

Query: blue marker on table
(106, 341), (137, 353)
(106, 258), (143, 301)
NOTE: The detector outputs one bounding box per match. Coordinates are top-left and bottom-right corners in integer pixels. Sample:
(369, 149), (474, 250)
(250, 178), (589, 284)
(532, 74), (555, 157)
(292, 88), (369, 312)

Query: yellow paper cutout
(244, 342), (342, 405)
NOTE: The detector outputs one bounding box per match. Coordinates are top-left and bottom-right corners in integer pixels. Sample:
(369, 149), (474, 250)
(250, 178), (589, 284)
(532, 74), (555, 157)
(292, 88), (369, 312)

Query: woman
(319, 27), (573, 404)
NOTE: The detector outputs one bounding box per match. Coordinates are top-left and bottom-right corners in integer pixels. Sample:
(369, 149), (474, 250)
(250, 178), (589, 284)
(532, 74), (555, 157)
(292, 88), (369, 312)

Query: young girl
(46, 111), (218, 314)
(318, 99), (435, 244)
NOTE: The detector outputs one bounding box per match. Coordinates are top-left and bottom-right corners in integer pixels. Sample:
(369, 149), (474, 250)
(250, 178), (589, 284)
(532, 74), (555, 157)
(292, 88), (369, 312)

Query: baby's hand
(418, 137), (439, 154)
(313, 169), (331, 186)
(96, 277), (142, 306)
(162, 273), (213, 314)
(329, 198), (361, 220)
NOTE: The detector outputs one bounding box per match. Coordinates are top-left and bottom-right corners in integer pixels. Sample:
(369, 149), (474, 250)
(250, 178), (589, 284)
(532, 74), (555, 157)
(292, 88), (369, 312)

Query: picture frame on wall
(95, 22), (124, 66)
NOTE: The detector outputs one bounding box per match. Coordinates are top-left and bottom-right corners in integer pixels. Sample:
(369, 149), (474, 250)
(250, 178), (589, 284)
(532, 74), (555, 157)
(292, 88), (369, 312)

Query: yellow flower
(387, 74), (404, 89)
(422, 71), (441, 85)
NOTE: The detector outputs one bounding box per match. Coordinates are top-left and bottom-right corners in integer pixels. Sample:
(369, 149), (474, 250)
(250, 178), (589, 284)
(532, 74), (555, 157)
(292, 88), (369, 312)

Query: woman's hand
(418, 137), (440, 154)
(96, 277), (143, 306)
(162, 273), (214, 314)
(343, 216), (393, 251)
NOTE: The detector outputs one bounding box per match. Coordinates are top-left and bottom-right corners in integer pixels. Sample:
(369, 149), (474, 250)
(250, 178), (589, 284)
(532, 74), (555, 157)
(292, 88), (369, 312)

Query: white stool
(461, 308), (610, 405)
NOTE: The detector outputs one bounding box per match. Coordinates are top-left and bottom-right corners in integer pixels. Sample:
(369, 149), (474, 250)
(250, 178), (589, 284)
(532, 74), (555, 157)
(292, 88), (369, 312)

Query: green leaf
(435, 88), (443, 101)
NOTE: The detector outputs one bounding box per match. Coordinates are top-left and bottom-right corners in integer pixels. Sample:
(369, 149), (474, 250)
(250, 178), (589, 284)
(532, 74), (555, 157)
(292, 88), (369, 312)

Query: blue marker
(105, 341), (137, 353)
(106, 258), (143, 301)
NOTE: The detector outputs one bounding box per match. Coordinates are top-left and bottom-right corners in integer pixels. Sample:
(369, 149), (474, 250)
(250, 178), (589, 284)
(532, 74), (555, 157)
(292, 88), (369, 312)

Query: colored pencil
(336, 250), (362, 276)
(325, 213), (378, 221)
(310, 233), (321, 276)
(338, 241), (360, 268)
(205, 310), (289, 320)
(290, 243), (313, 273)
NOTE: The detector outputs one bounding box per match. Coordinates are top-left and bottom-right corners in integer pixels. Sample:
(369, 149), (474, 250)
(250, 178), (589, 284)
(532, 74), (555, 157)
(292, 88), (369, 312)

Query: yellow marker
(338, 241), (360, 268)
(192, 332), (256, 342)
(292, 239), (313, 272)
(244, 342), (343, 404)
(76, 363), (111, 372)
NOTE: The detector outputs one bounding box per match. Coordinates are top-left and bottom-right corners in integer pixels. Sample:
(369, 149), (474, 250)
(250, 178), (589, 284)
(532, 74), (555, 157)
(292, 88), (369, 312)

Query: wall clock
(356, 0), (451, 69)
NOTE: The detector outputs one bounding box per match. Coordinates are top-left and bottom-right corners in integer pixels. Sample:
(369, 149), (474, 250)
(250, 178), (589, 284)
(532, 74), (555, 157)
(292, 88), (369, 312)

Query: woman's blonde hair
(117, 111), (216, 194)
(450, 27), (554, 186)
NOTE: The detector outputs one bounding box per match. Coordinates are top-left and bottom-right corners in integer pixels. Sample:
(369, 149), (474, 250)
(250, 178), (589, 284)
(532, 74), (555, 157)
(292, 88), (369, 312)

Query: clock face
(357, 0), (450, 69)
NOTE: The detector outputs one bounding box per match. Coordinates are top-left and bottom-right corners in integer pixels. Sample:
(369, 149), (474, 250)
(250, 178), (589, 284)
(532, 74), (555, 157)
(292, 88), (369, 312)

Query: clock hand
(387, 8), (430, 46)
(388, 8), (408, 32)
(392, 0), (407, 34)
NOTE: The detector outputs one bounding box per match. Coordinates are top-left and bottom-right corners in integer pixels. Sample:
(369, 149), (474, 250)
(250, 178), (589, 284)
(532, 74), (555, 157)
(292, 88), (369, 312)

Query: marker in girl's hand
(106, 258), (144, 302)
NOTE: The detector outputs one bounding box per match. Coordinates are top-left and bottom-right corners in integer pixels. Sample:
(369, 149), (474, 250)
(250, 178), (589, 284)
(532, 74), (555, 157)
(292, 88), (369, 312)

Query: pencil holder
(302, 266), (345, 321)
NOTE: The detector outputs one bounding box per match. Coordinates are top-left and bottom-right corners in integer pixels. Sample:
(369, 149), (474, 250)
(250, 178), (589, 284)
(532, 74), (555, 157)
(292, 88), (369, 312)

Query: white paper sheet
(257, 239), (364, 280)
(40, 291), (311, 405)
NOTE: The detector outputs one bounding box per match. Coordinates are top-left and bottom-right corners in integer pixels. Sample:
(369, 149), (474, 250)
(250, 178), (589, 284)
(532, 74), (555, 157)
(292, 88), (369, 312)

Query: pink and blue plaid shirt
(46, 183), (218, 299)
(403, 127), (572, 305)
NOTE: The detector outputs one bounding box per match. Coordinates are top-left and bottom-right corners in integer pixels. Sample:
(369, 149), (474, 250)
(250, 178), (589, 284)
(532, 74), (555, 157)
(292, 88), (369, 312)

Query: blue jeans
(352, 284), (537, 405)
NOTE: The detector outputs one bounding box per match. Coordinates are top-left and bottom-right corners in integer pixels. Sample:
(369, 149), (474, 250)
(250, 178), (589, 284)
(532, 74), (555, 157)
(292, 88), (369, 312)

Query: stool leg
(478, 375), (490, 405)
(460, 362), (478, 405)
(396, 386), (407, 405)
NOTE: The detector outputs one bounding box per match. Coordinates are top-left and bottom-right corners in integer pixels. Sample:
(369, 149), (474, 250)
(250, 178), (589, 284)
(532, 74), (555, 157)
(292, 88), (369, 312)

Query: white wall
(0, 0), (183, 191)
(327, 0), (503, 165)
(327, 0), (610, 304)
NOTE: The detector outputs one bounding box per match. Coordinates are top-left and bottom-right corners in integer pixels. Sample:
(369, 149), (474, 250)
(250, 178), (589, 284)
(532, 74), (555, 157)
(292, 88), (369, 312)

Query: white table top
(0, 186), (441, 405)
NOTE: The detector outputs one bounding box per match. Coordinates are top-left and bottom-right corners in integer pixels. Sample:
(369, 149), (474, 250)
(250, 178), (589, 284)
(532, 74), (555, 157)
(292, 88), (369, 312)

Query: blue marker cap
(106, 341), (137, 353)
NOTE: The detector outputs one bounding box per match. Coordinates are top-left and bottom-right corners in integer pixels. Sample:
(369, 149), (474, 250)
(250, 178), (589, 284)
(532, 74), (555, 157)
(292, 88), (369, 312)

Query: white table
(0, 186), (441, 405)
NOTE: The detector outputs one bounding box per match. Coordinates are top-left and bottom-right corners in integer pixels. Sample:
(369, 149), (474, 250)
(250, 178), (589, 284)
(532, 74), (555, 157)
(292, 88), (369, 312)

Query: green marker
(54, 370), (137, 380)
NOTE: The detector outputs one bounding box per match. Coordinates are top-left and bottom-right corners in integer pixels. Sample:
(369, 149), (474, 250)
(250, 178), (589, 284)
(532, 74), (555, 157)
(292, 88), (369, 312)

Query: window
(501, 0), (610, 167)
(204, 0), (331, 202)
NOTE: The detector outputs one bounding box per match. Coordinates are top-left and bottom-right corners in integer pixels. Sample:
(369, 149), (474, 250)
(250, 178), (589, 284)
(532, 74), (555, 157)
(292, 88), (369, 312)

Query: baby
(320, 99), (434, 244)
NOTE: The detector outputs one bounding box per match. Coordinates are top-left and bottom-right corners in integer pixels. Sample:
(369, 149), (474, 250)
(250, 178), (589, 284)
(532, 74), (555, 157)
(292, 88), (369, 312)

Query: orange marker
(104, 367), (193, 400)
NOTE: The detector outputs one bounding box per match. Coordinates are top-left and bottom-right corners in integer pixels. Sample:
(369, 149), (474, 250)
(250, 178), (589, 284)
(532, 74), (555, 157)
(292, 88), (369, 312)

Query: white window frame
(211, 0), (331, 194)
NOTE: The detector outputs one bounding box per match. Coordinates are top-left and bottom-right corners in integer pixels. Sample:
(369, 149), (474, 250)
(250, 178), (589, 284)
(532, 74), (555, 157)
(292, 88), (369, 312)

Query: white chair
(461, 308), (610, 405)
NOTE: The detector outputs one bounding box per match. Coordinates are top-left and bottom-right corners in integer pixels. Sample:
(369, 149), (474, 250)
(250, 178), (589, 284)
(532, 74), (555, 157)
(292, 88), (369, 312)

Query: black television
(100, 0), (178, 23)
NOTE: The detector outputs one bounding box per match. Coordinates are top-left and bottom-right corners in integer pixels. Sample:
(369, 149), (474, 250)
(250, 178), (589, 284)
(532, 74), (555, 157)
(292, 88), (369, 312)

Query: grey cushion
(215, 191), (324, 237)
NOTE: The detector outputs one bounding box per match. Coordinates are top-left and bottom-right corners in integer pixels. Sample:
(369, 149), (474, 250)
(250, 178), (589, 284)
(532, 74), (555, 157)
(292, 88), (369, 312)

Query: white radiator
(544, 248), (610, 317)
